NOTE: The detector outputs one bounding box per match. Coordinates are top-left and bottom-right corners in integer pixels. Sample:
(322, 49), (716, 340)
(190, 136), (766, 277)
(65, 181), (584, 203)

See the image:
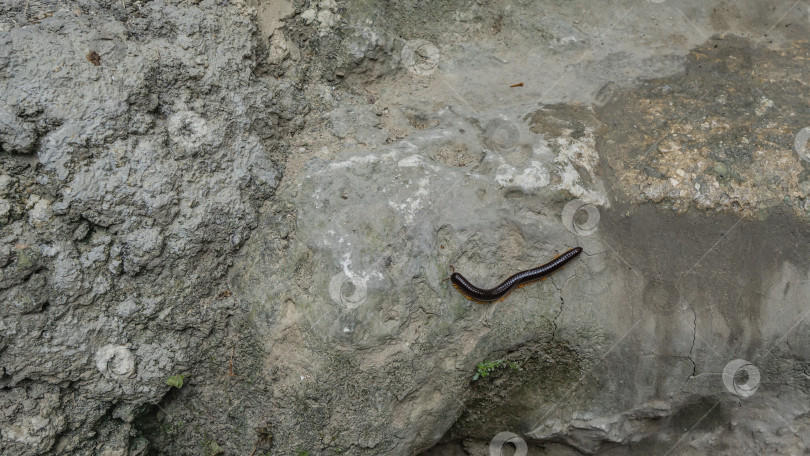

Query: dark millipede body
(450, 247), (583, 302)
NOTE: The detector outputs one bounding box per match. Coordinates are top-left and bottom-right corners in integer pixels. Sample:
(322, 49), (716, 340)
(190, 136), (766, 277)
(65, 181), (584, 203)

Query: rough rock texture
(232, 100), (603, 453)
(2, 0), (810, 455)
(599, 35), (810, 219)
(0, 0), (304, 454)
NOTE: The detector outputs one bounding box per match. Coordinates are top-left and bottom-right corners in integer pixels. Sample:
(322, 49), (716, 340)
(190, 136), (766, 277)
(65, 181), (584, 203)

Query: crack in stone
(551, 269), (581, 341)
(688, 297), (698, 378)
(551, 277), (565, 340)
(552, 294), (565, 340)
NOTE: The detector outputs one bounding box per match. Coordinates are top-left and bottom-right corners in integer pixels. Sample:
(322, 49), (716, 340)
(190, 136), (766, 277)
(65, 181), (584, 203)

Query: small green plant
(473, 359), (504, 380)
(296, 451), (310, 456)
(204, 440), (223, 456)
(166, 374), (185, 388)
(473, 359), (522, 380)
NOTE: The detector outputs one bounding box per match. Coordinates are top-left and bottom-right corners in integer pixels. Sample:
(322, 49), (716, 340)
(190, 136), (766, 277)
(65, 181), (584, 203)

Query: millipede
(450, 247), (583, 302)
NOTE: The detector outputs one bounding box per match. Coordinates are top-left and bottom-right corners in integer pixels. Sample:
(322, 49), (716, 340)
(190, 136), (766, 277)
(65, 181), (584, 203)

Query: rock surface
(0, 0), (302, 454)
(1, 0), (810, 455)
